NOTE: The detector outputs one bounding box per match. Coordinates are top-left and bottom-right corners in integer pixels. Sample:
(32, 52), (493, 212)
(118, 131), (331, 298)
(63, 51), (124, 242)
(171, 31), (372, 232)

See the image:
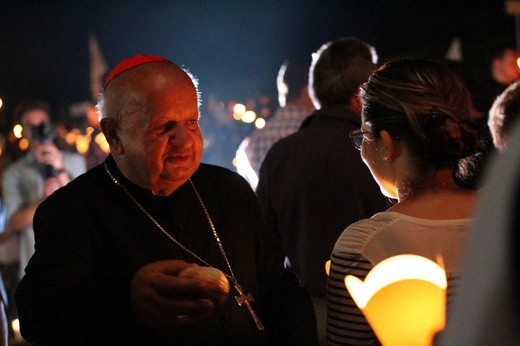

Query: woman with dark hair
(326, 58), (483, 345)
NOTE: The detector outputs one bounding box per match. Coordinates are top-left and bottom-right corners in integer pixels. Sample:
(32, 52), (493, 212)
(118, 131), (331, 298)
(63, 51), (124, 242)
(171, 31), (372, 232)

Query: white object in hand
(178, 266), (230, 305)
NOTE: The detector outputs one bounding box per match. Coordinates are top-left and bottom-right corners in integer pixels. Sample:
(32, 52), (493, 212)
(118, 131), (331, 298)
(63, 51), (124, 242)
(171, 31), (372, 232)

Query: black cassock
(15, 155), (318, 345)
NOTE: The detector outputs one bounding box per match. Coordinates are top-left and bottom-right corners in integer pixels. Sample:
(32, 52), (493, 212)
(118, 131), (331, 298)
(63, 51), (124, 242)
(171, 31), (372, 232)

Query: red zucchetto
(103, 54), (171, 90)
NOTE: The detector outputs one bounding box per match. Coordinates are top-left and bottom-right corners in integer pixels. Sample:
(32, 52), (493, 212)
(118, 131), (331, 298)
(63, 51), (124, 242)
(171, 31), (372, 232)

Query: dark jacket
(257, 105), (389, 297)
(15, 156), (318, 345)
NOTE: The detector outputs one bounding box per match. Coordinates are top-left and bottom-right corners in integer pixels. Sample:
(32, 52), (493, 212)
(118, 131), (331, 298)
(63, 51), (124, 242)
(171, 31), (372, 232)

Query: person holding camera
(1, 98), (86, 289)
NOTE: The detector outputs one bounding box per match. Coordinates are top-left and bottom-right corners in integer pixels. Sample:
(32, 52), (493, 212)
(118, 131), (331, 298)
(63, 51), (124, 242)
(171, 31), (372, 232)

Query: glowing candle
(325, 260), (331, 276)
(345, 254), (447, 346)
(12, 318), (23, 342)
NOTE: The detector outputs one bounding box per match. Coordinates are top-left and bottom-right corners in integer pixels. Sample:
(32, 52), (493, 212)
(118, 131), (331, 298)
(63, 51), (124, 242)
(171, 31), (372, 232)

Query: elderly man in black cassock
(15, 55), (318, 345)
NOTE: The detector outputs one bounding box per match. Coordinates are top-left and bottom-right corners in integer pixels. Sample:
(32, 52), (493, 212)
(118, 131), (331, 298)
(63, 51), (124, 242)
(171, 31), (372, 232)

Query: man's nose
(169, 125), (189, 146)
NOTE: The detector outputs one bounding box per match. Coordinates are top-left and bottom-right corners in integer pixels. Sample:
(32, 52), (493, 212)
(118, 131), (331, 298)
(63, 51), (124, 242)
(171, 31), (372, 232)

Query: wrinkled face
(359, 121), (398, 199)
(112, 70), (203, 195)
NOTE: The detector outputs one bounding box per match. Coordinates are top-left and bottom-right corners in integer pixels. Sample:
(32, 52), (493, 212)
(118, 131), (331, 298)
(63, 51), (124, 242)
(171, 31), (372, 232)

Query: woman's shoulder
(332, 212), (399, 255)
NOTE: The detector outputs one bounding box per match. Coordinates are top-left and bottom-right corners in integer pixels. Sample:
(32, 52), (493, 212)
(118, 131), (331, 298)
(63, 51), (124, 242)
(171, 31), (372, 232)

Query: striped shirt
(326, 212), (472, 345)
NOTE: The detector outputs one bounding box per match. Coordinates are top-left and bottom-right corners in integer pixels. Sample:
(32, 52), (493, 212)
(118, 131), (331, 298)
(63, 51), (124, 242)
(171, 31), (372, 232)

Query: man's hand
(130, 260), (222, 328)
(42, 177), (62, 197)
(33, 143), (64, 171)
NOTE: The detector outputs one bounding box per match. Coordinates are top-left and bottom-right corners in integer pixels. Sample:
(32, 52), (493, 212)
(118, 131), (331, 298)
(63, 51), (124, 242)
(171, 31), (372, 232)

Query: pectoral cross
(234, 283), (265, 330)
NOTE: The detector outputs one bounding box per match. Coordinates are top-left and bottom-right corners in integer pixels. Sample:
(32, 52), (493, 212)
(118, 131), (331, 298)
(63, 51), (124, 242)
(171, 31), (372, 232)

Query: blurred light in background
(242, 110), (256, 123)
(254, 117), (266, 129)
(18, 138), (29, 151)
(201, 93), (275, 171)
(94, 132), (109, 153)
(74, 130), (91, 155)
(64, 127), (110, 155)
(233, 103), (246, 120)
(13, 124), (23, 139)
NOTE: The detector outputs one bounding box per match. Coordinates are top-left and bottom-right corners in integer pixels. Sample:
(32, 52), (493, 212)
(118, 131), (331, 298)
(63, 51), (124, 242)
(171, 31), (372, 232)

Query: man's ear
(100, 118), (123, 154)
(349, 85), (364, 115)
(380, 130), (401, 162)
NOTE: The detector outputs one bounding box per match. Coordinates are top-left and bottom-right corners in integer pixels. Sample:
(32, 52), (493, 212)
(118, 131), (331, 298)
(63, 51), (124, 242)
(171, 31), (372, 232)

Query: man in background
(0, 98), (86, 340)
(474, 45), (520, 116)
(472, 46), (520, 175)
(236, 60), (314, 190)
(488, 79), (520, 152)
(1, 98), (86, 279)
(256, 37), (389, 344)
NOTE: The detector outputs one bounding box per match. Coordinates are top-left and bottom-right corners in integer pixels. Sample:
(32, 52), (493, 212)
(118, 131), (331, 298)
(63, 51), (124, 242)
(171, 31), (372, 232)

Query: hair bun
(425, 115), (482, 166)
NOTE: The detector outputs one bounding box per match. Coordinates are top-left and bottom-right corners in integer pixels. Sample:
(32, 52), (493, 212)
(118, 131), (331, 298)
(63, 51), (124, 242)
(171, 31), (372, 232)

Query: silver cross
(234, 283), (265, 330)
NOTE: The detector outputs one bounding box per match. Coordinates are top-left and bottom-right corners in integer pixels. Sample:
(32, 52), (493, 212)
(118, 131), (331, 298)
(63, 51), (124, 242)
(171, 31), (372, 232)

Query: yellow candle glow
(325, 260), (331, 276)
(12, 318), (23, 342)
(345, 254), (447, 346)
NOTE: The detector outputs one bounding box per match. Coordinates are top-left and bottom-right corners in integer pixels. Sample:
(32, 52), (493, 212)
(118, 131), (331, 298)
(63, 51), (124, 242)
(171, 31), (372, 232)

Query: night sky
(0, 0), (515, 168)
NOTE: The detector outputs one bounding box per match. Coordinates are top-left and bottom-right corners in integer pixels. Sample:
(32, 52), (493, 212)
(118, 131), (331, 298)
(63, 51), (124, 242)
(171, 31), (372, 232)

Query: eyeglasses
(349, 129), (370, 150)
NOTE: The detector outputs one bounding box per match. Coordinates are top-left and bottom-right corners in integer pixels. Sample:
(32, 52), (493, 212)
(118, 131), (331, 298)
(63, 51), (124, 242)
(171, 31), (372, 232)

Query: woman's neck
(390, 168), (478, 219)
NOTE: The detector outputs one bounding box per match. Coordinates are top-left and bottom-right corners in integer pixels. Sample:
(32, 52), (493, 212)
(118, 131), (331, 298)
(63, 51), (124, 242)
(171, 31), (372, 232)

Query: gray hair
(309, 37), (377, 109)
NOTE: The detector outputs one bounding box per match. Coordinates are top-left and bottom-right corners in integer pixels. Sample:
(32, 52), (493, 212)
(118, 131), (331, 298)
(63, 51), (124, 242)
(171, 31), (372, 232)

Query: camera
(31, 122), (56, 144)
(31, 122), (59, 179)
(40, 164), (58, 179)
